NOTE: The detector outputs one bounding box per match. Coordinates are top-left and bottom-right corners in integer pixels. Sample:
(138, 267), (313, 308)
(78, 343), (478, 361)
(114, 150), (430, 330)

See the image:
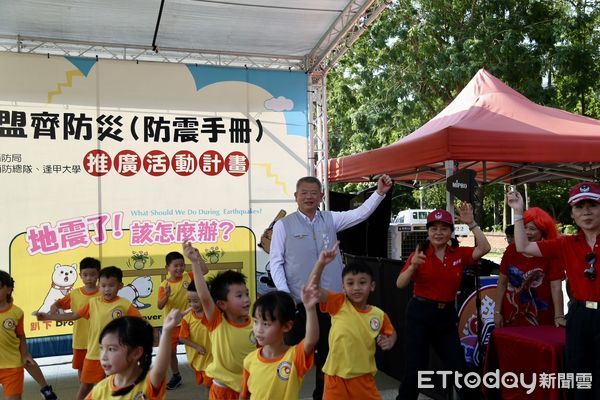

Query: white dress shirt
(269, 190), (385, 294)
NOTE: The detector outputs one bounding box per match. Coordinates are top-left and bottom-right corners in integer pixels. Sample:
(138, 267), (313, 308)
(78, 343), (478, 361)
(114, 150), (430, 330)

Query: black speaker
(329, 186), (393, 258)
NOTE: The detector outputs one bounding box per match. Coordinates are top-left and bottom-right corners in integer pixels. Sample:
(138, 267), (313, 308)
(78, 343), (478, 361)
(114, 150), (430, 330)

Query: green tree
(552, 0), (600, 116)
(328, 0), (600, 227)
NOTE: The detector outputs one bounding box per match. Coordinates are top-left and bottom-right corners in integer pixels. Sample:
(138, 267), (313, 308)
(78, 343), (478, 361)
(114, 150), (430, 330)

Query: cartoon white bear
(37, 263), (78, 314)
(118, 276), (153, 309)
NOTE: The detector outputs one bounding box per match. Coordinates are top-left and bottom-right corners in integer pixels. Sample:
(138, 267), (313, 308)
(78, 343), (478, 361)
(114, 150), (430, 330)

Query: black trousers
(565, 301), (600, 400)
(397, 297), (478, 400)
(285, 302), (331, 400)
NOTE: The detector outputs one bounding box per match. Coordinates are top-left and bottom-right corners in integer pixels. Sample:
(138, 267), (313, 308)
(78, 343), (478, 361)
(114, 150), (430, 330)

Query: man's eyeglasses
(584, 252), (596, 281)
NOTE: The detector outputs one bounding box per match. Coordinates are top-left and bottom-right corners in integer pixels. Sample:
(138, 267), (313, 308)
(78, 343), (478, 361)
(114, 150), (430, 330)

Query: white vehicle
(392, 209), (433, 225)
(388, 209), (470, 259)
(388, 209), (431, 259)
(392, 209), (470, 236)
(454, 224), (470, 237)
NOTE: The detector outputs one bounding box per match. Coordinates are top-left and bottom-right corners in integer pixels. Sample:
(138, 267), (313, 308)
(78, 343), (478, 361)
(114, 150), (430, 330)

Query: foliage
(327, 0), (600, 230)
(202, 246), (224, 263)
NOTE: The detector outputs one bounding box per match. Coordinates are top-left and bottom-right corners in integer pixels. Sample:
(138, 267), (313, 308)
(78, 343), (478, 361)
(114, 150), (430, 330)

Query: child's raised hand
(318, 240), (340, 266)
(301, 276), (319, 310)
(163, 307), (192, 331)
(182, 241), (202, 263)
(376, 334), (395, 351)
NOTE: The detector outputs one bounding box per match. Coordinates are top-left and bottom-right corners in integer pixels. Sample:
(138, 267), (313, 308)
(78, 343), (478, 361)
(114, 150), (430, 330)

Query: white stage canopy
(0, 0), (389, 71)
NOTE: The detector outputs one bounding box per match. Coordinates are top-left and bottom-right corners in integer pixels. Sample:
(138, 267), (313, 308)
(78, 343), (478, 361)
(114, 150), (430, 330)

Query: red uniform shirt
(401, 245), (475, 302)
(538, 232), (600, 301)
(499, 243), (565, 326)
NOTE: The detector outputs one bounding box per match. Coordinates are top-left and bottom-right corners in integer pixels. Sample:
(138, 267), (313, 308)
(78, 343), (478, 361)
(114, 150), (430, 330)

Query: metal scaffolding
(0, 0), (391, 209)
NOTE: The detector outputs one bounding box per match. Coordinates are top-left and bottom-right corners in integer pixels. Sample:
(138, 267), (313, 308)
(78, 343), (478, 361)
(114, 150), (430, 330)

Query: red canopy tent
(328, 69), (600, 186)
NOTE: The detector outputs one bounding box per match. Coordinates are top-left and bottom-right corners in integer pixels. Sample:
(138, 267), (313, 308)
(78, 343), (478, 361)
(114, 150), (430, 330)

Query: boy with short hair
(50, 257), (101, 378)
(182, 241), (256, 400)
(178, 280), (213, 389)
(311, 242), (397, 400)
(37, 266), (141, 400)
(157, 251), (200, 390)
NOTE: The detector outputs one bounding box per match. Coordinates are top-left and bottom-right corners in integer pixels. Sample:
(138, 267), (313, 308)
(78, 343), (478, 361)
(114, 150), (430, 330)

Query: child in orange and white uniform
(51, 257), (101, 378)
(37, 266), (141, 400)
(183, 241), (256, 400)
(178, 280), (213, 389)
(157, 251), (206, 390)
(240, 281), (319, 400)
(0, 270), (36, 400)
(312, 242), (397, 400)
(85, 308), (189, 400)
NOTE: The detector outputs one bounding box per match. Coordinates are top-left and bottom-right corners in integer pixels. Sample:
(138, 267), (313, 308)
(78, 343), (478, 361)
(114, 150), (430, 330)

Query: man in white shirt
(269, 174), (392, 399)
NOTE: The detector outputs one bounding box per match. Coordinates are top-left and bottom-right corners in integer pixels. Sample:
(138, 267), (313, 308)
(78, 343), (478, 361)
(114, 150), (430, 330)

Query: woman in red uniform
(396, 204), (490, 400)
(494, 207), (565, 327)
(508, 182), (600, 400)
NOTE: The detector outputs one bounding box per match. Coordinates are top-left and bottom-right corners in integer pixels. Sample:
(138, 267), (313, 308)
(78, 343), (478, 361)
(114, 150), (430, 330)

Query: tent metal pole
(445, 160), (455, 216)
(477, 161), (486, 226)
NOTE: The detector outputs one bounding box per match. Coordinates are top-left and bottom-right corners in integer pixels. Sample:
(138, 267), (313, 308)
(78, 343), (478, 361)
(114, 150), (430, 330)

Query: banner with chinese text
(0, 52), (307, 342)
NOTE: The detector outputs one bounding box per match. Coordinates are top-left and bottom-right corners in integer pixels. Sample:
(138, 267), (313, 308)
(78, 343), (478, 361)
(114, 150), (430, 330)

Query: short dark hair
(187, 280), (196, 292)
(0, 271), (14, 303)
(252, 290), (295, 324)
(166, 251), (184, 266)
(296, 176), (322, 192)
(99, 266), (123, 283)
(79, 257), (101, 272)
(342, 261), (374, 280)
(207, 270), (247, 302)
(505, 224), (515, 236)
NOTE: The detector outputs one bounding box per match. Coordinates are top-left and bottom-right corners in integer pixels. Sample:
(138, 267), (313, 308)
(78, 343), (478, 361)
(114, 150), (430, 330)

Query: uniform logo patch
(2, 318), (16, 330)
(369, 317), (380, 331)
(111, 308), (123, 319)
(132, 392), (148, 400)
(249, 330), (257, 345)
(277, 361), (292, 381)
(183, 280), (190, 289)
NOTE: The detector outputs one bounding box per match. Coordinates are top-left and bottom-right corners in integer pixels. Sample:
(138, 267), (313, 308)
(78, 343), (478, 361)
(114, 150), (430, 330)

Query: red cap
(426, 209), (454, 227)
(568, 182), (600, 205)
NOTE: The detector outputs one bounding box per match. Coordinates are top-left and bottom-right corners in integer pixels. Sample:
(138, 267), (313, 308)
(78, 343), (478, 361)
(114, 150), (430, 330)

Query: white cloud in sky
(264, 96), (294, 111)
